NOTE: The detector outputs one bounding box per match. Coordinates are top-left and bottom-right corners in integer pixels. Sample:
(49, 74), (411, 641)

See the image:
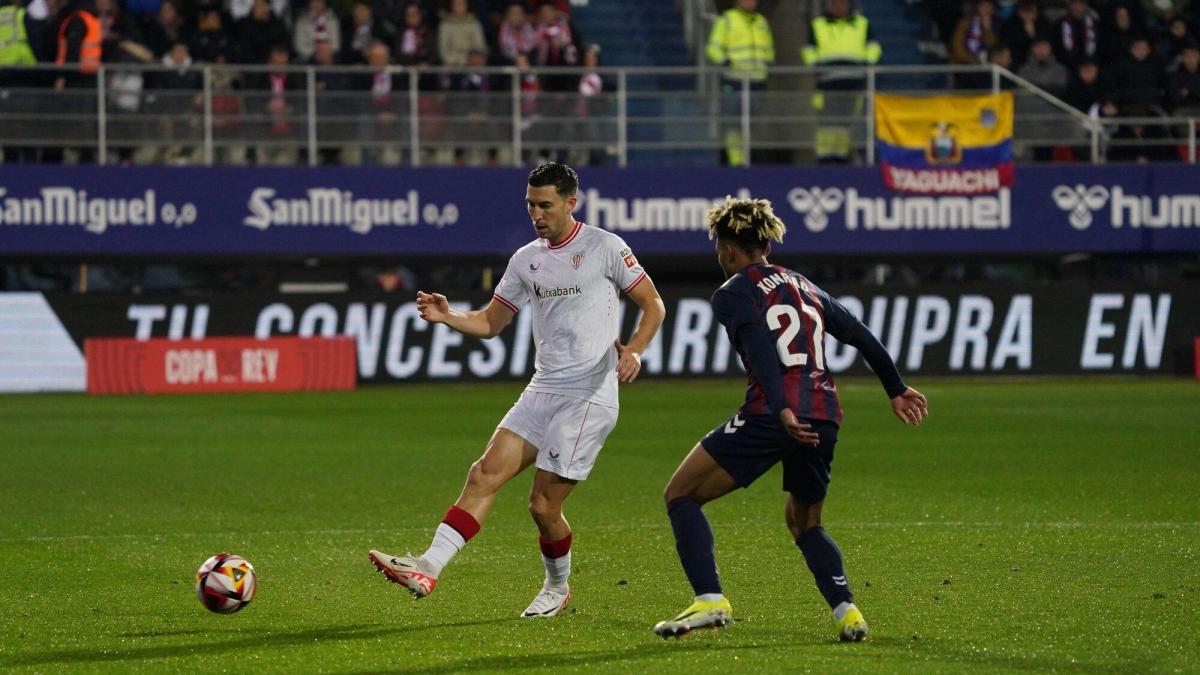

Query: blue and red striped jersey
(712, 263), (866, 425)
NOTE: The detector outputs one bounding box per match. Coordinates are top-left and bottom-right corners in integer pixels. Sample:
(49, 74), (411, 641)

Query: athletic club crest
(571, 253), (585, 269)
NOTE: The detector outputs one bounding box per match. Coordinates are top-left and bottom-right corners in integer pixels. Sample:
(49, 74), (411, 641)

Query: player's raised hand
(780, 408), (820, 447)
(890, 387), (929, 427)
(416, 291), (450, 323)
(613, 340), (642, 383)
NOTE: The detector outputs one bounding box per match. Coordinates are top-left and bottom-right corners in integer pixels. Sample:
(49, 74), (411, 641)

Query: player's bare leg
(654, 444), (739, 638)
(521, 469), (577, 618)
(786, 494), (867, 641)
(369, 428), (538, 598)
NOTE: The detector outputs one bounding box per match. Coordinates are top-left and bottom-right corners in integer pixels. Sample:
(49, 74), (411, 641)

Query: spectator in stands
(495, 0), (535, 64)
(392, 2), (431, 66)
(1064, 59), (1117, 114)
(237, 0), (287, 64)
(0, 0), (41, 163)
(358, 39), (405, 163)
(313, 39), (353, 163)
(532, 0), (578, 91)
(1099, 4), (1139, 66)
(950, 0), (999, 65)
(140, 0), (185, 58)
(1156, 17), (1192, 67)
(372, 0), (404, 45)
(1167, 38), (1200, 112)
(24, 0), (56, 63)
(1108, 102), (1174, 161)
(187, 7), (236, 63)
(802, 0), (879, 164)
(1053, 0), (1100, 67)
(1000, 0), (1050, 67)
(50, 0), (102, 164)
(93, 0), (146, 61)
(438, 0), (486, 69)
(1140, 0), (1189, 34)
(0, 0), (38, 75)
(294, 0), (340, 62)
(249, 43), (303, 164)
(573, 42), (608, 165)
(1112, 35), (1166, 109)
(343, 0), (388, 64)
(709, 0), (774, 165)
(150, 40), (202, 163)
(1017, 36), (1069, 95)
(450, 47), (500, 164)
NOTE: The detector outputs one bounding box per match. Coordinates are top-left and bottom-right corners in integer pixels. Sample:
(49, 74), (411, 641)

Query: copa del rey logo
(1052, 184), (1200, 230)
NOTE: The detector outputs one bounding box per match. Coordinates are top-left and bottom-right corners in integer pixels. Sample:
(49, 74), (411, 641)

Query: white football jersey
(493, 221), (647, 408)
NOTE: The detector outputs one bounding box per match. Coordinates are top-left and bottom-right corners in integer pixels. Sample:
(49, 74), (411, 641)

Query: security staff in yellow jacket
(0, 1), (39, 162)
(707, 0), (774, 165)
(802, 0), (881, 162)
(0, 3), (36, 68)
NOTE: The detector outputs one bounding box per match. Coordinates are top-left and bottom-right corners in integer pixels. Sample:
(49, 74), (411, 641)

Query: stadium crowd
(928, 0), (1200, 159)
(0, 0), (601, 164)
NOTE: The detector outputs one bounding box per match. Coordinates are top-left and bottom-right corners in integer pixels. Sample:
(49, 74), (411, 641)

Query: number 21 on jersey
(766, 300), (826, 370)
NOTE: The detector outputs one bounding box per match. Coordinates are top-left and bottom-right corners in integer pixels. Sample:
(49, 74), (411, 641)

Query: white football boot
(368, 550), (438, 598)
(521, 582), (571, 618)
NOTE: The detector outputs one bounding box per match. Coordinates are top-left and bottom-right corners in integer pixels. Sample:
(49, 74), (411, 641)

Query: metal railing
(0, 63), (1195, 167)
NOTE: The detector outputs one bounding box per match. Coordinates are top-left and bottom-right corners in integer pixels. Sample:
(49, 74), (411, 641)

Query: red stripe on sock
(539, 532), (572, 559)
(443, 505), (481, 541)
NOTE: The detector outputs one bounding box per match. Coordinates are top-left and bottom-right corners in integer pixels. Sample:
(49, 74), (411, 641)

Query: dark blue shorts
(699, 413), (839, 503)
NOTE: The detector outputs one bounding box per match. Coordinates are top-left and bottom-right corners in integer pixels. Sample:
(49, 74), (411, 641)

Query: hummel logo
(548, 451), (560, 460)
(833, 575), (848, 586)
(723, 415), (745, 434)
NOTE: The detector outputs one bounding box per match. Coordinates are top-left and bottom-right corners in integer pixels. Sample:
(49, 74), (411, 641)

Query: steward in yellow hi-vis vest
(0, 5), (36, 66)
(706, 0), (775, 84)
(802, 0), (881, 163)
(706, 0), (775, 166)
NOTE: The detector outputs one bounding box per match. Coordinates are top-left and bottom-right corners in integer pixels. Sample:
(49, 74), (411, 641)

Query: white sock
(696, 593), (725, 603)
(421, 523), (466, 576)
(833, 601), (856, 622)
(542, 551), (571, 589)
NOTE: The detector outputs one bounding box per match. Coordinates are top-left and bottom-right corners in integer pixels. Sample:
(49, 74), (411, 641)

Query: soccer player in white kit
(369, 163), (666, 617)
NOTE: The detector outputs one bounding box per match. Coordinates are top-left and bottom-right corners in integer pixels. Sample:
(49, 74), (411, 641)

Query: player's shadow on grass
(0, 618), (513, 669)
(368, 641), (784, 674)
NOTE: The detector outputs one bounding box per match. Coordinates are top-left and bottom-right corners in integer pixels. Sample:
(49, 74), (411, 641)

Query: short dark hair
(527, 162), (579, 198)
(706, 197), (787, 254)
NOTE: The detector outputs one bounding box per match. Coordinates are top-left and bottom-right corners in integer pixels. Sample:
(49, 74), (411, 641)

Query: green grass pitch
(1, 378), (1197, 673)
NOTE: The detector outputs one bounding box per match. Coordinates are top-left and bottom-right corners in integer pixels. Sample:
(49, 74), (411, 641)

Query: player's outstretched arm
(416, 290), (515, 339)
(615, 276), (665, 383)
(891, 387), (929, 427)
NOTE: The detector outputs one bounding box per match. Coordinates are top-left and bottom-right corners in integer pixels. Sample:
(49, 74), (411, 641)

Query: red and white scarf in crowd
(964, 15), (988, 59)
(1061, 15), (1097, 57)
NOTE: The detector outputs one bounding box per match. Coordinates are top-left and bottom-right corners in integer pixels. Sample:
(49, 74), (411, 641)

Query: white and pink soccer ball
(195, 553), (257, 614)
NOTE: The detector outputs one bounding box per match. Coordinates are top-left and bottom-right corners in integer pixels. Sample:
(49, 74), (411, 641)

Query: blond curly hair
(705, 197), (787, 251)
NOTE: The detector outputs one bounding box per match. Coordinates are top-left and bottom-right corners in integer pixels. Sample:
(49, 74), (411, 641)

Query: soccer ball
(195, 553), (257, 614)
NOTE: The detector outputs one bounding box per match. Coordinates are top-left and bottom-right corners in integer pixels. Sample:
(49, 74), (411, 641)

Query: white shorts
(498, 390), (619, 481)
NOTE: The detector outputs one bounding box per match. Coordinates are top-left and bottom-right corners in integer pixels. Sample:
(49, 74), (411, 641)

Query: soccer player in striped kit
(369, 163), (665, 618)
(653, 197), (928, 641)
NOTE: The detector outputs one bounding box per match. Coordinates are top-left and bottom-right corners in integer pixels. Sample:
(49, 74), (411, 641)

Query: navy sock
(796, 526), (853, 609)
(667, 497), (722, 596)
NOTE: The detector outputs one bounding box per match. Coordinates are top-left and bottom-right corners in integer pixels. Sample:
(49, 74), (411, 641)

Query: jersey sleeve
(492, 253), (528, 313)
(814, 286), (907, 399)
(713, 285), (789, 417)
(604, 235), (647, 294)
